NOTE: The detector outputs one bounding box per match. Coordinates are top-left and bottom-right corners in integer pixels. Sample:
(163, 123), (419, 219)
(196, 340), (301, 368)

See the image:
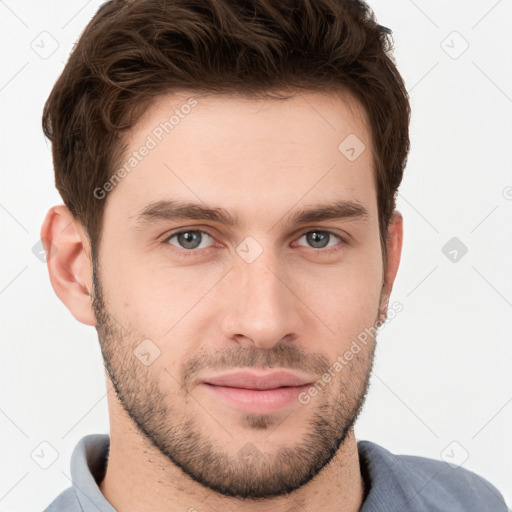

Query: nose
(219, 248), (304, 350)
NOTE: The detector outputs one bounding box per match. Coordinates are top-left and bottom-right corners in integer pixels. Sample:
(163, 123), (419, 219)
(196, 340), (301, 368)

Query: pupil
(179, 231), (200, 249)
(307, 231), (328, 248)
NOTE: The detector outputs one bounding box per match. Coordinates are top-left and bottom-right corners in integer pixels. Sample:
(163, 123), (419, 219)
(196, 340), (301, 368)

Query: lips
(200, 370), (315, 414)
(202, 370), (314, 390)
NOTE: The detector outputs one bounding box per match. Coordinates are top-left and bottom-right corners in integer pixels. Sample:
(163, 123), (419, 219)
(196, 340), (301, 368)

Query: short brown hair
(42, 0), (410, 260)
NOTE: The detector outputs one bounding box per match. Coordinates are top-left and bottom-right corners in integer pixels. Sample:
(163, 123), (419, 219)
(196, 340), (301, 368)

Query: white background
(0, 1), (511, 510)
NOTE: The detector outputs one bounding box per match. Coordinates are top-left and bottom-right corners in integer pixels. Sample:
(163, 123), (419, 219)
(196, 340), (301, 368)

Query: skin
(42, 90), (403, 512)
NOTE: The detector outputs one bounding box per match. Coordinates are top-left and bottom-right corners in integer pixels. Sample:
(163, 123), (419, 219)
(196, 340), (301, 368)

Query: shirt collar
(70, 433), (116, 511)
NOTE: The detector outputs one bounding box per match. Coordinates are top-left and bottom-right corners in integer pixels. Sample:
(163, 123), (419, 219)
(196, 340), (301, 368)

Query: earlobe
(40, 205), (96, 326)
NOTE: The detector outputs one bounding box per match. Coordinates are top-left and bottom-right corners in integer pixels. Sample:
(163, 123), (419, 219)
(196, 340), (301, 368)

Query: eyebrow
(131, 198), (369, 230)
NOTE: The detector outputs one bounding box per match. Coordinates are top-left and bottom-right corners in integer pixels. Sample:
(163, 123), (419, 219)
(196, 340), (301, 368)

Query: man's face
(93, 90), (388, 499)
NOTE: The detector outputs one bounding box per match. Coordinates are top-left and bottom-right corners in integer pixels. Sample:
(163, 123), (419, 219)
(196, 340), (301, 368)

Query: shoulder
(42, 486), (81, 512)
(358, 440), (508, 512)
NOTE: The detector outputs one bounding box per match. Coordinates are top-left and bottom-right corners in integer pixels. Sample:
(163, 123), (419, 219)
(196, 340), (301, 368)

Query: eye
(296, 230), (342, 250)
(163, 228), (344, 255)
(166, 230), (215, 250)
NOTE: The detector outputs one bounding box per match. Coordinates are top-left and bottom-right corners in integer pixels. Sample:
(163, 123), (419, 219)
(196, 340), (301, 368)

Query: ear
(381, 210), (403, 305)
(40, 205), (96, 326)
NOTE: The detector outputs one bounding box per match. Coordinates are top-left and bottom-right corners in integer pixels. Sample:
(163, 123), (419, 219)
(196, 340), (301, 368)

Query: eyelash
(163, 229), (346, 257)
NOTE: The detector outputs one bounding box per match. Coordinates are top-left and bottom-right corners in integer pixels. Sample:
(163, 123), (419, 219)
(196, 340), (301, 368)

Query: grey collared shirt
(43, 434), (508, 511)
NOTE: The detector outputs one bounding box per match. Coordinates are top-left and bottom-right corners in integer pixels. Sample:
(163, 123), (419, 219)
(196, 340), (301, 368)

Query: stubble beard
(92, 263), (384, 499)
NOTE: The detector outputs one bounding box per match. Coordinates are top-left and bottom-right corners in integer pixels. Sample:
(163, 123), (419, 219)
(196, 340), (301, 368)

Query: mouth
(200, 370), (315, 414)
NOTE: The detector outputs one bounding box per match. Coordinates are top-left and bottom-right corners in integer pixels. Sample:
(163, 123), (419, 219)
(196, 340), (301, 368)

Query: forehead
(105, 89), (377, 226)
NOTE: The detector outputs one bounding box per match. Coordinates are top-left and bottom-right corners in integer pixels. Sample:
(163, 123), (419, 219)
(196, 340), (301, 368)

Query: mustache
(181, 343), (332, 389)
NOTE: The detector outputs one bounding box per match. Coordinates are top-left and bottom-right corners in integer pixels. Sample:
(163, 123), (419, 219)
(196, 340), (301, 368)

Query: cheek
(100, 252), (224, 340)
(301, 251), (383, 349)
(323, 283), (381, 338)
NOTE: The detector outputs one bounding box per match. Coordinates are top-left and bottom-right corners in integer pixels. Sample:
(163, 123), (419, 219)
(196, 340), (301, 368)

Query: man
(40, 0), (508, 510)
